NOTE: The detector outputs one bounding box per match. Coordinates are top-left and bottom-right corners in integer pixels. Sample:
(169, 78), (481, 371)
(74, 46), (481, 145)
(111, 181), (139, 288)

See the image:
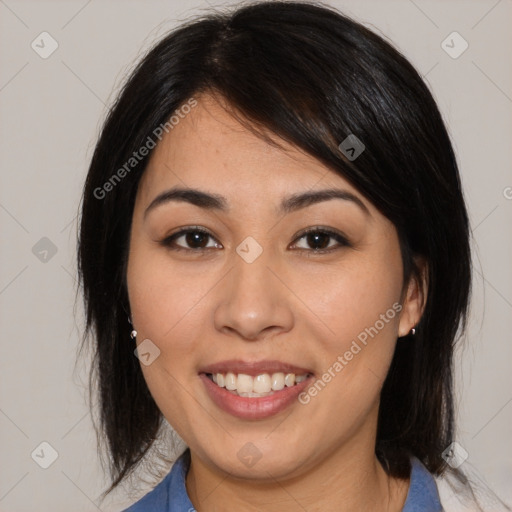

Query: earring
(410, 327), (416, 335)
(127, 316), (137, 340)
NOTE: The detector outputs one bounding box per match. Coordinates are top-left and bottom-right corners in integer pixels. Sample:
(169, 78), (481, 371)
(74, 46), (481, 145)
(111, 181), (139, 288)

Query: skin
(126, 93), (426, 512)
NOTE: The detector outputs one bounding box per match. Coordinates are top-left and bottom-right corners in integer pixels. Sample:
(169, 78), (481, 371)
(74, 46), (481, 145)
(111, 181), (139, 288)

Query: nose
(213, 248), (294, 342)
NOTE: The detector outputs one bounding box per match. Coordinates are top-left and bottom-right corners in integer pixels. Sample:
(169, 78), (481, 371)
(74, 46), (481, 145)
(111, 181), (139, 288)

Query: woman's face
(126, 94), (422, 481)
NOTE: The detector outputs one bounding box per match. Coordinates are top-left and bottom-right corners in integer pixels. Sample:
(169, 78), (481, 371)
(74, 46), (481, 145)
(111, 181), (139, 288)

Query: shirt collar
(402, 456), (444, 512)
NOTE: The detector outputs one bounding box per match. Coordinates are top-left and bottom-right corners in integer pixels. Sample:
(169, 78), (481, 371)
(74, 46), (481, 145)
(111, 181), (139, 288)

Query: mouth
(203, 371), (312, 397)
(198, 360), (315, 420)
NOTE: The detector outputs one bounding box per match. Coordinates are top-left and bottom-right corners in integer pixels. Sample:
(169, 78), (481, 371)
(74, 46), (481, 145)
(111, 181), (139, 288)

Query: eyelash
(159, 226), (351, 255)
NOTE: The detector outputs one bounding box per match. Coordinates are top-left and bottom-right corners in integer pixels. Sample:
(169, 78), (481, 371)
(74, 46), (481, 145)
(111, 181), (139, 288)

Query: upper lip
(199, 359), (314, 377)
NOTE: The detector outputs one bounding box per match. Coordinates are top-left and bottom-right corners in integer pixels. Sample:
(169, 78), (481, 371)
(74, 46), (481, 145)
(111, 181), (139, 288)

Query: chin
(198, 439), (312, 481)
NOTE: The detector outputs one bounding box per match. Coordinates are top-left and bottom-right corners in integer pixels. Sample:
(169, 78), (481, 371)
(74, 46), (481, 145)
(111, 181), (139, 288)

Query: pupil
(308, 232), (329, 249)
(187, 232), (207, 248)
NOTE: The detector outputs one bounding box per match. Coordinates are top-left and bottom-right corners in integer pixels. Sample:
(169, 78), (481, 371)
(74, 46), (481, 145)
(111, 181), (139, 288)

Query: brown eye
(160, 226), (350, 254)
(291, 227), (351, 253)
(160, 228), (222, 251)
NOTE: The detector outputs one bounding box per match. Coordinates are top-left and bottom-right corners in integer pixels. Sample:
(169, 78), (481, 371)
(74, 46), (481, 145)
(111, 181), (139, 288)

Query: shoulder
(121, 471), (174, 512)
(121, 450), (193, 512)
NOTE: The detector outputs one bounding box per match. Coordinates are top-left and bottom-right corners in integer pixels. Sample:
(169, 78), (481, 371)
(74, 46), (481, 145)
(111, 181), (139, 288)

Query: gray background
(0, 0), (511, 510)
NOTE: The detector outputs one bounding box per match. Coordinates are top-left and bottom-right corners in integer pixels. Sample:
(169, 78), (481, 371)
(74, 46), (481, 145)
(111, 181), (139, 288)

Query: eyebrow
(143, 186), (370, 219)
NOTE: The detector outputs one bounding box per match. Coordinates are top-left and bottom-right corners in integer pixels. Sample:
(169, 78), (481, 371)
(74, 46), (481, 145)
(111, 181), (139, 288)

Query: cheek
(308, 254), (402, 340)
(127, 244), (208, 344)
(299, 242), (403, 394)
(291, 260), (403, 444)
(126, 247), (209, 437)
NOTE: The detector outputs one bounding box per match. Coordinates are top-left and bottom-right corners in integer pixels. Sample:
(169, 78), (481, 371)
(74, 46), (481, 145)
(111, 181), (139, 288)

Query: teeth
(237, 374), (253, 393)
(254, 374), (271, 393)
(225, 372), (237, 391)
(238, 391), (274, 397)
(208, 371), (309, 395)
(284, 373), (295, 387)
(271, 372), (285, 391)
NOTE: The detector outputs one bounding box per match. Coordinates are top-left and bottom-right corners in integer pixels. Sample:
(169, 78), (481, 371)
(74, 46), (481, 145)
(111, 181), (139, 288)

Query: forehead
(138, 94), (364, 209)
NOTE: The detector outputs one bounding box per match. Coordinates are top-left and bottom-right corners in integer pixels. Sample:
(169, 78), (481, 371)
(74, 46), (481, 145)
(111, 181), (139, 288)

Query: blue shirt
(123, 449), (443, 511)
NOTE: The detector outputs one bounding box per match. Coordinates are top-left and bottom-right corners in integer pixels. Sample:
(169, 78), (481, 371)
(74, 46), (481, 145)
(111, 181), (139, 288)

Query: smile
(206, 371), (310, 397)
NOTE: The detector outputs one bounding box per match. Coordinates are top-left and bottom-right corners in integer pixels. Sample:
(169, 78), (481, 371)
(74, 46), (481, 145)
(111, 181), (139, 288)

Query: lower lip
(199, 373), (313, 420)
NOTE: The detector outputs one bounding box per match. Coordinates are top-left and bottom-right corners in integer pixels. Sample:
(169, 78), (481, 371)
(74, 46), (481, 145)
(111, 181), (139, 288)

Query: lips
(198, 359), (315, 420)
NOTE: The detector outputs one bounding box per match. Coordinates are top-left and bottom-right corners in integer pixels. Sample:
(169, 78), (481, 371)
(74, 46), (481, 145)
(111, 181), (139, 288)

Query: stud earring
(127, 316), (137, 340)
(410, 327), (416, 335)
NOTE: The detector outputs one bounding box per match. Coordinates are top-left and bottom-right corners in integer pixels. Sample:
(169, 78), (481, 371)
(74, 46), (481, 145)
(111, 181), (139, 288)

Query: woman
(77, 2), (505, 510)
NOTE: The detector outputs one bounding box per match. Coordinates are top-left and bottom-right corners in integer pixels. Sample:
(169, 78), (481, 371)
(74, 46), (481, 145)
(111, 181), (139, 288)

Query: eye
(160, 227), (222, 252)
(290, 227), (351, 254)
(159, 226), (351, 254)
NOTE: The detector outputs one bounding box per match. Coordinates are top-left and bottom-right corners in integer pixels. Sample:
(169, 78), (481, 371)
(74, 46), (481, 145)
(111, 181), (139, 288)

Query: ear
(398, 257), (428, 337)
